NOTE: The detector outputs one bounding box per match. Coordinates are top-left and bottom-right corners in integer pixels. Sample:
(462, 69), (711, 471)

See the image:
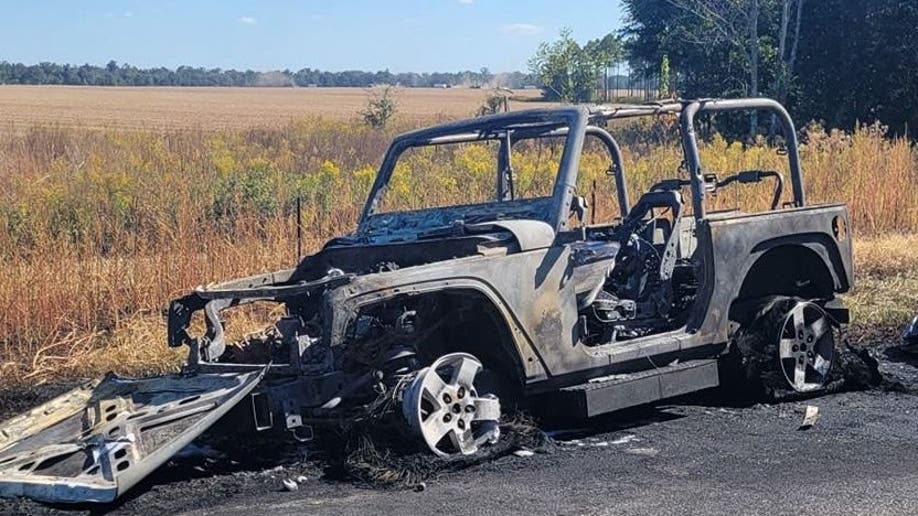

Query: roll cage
(357, 98), (805, 234)
(591, 98), (805, 218)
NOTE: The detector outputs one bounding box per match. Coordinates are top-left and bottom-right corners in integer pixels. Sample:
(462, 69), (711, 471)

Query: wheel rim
(777, 302), (835, 392)
(402, 353), (501, 457)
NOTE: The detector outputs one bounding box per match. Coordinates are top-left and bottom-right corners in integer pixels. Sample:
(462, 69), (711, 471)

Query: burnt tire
(724, 297), (838, 402)
(475, 366), (522, 412)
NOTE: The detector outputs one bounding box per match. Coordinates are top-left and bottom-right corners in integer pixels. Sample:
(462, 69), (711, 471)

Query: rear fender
(703, 205), (853, 337)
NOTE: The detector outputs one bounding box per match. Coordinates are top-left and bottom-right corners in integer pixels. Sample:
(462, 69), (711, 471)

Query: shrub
(361, 86), (398, 129)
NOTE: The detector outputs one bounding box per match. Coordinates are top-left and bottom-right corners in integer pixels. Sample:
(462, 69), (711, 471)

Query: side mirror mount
(570, 195), (588, 224)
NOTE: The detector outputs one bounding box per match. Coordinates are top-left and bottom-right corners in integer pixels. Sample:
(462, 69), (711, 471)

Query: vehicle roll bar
(680, 98), (804, 219)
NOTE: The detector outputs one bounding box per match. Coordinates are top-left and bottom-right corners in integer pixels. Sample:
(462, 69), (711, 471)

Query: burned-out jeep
(0, 98), (854, 503)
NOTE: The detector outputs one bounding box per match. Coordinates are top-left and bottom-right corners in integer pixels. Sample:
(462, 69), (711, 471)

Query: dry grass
(0, 85), (546, 131)
(0, 92), (916, 388)
(848, 234), (918, 331)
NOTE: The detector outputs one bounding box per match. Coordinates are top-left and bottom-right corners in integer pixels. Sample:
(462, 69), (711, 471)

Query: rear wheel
(728, 297), (838, 400)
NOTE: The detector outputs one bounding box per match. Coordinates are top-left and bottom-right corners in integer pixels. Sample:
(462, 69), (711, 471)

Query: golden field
(0, 86), (916, 387)
(0, 85), (546, 131)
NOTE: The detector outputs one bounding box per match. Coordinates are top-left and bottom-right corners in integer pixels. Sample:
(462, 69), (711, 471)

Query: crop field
(0, 86), (916, 387)
(0, 85), (546, 131)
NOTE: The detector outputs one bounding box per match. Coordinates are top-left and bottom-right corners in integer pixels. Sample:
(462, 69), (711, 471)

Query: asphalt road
(4, 344), (918, 516)
(198, 391), (918, 516)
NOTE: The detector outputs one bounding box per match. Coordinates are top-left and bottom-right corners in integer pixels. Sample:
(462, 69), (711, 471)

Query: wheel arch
(413, 288), (528, 391)
(333, 282), (539, 390)
(729, 244), (839, 324)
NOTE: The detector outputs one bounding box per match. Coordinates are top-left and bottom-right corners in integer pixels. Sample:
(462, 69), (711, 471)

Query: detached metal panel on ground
(0, 370), (264, 503)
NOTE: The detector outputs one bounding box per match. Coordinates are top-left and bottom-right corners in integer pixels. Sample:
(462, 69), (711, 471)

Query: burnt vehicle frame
(173, 97), (849, 390)
(0, 98), (853, 503)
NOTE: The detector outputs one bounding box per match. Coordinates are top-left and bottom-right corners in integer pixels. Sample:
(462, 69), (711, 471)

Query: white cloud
(458, 0), (474, 5)
(123, 11), (134, 18)
(237, 16), (258, 25)
(500, 23), (543, 36)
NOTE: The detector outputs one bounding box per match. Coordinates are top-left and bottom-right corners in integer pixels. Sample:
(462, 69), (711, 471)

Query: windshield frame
(357, 107), (589, 235)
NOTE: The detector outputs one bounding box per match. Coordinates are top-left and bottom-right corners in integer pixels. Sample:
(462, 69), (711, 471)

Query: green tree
(794, 0), (918, 134)
(361, 86), (398, 129)
(659, 54), (672, 98)
(528, 28), (597, 103)
(623, 0), (800, 136)
(623, 0), (918, 135)
(584, 33), (625, 102)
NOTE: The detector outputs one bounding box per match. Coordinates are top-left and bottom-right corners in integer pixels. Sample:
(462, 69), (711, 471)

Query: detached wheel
(729, 298), (837, 400)
(401, 353), (501, 457)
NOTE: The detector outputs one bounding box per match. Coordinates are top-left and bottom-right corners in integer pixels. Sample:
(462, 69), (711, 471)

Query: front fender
(322, 273), (550, 382)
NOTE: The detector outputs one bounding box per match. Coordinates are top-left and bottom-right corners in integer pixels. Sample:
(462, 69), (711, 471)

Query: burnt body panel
(705, 205), (853, 329)
(322, 245), (589, 382)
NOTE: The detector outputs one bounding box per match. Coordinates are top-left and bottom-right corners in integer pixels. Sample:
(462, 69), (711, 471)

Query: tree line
(526, 1), (917, 134)
(0, 60), (537, 89)
(7, 0), (915, 134)
(525, 29), (698, 104)
(622, 0), (918, 134)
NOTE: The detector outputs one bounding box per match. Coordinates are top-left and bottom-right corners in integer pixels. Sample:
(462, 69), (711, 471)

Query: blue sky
(0, 1), (625, 72)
